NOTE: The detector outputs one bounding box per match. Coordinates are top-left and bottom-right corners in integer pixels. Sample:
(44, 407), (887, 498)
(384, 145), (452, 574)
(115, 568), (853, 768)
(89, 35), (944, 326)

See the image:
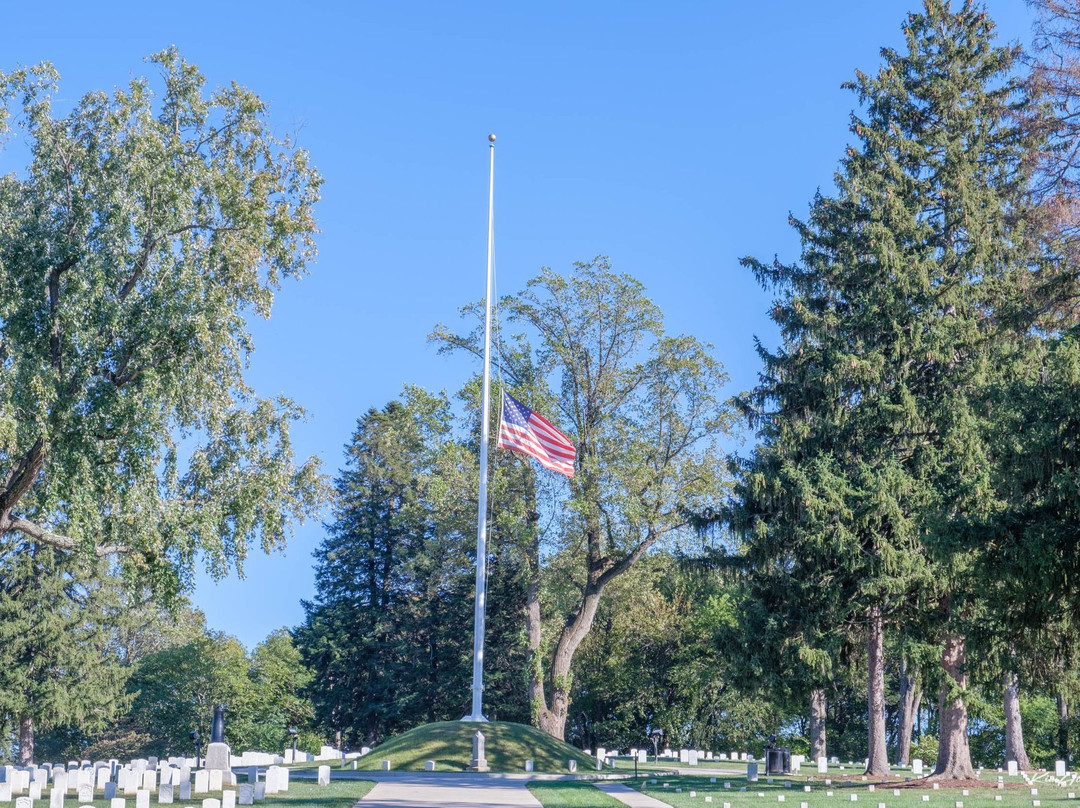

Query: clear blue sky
(1, 1), (1035, 649)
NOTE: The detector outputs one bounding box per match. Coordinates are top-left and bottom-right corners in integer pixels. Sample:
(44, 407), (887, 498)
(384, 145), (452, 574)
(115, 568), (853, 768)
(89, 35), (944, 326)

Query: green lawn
(348, 720), (596, 772)
(621, 772), (1080, 808)
(527, 781), (626, 807)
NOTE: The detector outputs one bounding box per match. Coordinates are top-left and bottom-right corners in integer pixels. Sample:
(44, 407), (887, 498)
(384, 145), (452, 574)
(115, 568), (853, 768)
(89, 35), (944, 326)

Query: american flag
(497, 390), (576, 478)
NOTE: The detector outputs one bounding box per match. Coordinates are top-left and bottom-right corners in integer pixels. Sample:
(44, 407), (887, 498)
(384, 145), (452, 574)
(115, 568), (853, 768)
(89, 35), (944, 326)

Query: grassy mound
(352, 720), (597, 773)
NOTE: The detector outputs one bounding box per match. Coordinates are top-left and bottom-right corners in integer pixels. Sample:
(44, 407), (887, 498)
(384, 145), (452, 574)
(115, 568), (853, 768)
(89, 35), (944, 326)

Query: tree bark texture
(1004, 671), (1031, 771)
(932, 633), (976, 780)
(18, 714), (34, 765)
(1059, 693), (1070, 763)
(810, 688), (828, 762)
(866, 605), (891, 777)
(898, 657), (921, 766)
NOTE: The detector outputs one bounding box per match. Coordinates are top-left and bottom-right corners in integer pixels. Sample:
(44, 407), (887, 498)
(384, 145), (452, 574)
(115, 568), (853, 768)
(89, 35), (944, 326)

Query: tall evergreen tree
(737, 0), (1039, 780)
(298, 388), (486, 744)
(0, 539), (130, 763)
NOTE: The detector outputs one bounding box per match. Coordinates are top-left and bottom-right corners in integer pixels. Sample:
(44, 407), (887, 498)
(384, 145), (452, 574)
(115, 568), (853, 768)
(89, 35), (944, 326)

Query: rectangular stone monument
(221, 792), (235, 808)
(201, 799), (220, 808)
(276, 771), (288, 793)
(193, 772), (208, 796)
(689, 750), (699, 766)
(15, 797), (31, 808)
(141, 773), (156, 794)
(913, 759), (924, 776)
(135, 791), (149, 808)
(638, 750), (647, 763)
(469, 731), (489, 773)
(29, 785), (41, 802)
(48, 787), (63, 808)
(95, 770), (109, 792)
(567, 760), (577, 773)
(1007, 761), (1018, 776)
(110, 800), (124, 808)
(1057, 761), (1067, 777)
(748, 763), (759, 782)
(680, 749), (690, 764)
(316, 768), (329, 788)
(207, 773), (221, 793)
(103, 784), (116, 801)
(524, 761), (534, 773)
(76, 786), (92, 804)
(237, 786), (252, 807)
(178, 783), (190, 802)
(252, 785), (264, 802)
(1, 783), (12, 802)
(157, 785), (172, 805)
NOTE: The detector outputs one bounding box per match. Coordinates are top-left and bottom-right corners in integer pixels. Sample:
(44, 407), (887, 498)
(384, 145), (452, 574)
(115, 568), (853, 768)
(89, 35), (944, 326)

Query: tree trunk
(932, 633), (975, 780)
(19, 714), (34, 765)
(1004, 671), (1031, 771)
(810, 688), (827, 762)
(866, 605), (891, 777)
(525, 528), (545, 727)
(898, 657), (921, 766)
(534, 584), (605, 739)
(1059, 692), (1069, 763)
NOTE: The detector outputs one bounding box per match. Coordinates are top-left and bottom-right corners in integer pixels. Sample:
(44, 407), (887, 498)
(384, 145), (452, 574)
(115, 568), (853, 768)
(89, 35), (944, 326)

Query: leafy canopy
(0, 49), (324, 593)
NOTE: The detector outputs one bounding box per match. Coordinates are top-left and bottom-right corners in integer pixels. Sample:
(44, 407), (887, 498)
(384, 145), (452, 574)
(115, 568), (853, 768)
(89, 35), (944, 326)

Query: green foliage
(0, 49), (324, 593)
(296, 388), (529, 745)
(911, 735), (939, 765)
(0, 539), (130, 760)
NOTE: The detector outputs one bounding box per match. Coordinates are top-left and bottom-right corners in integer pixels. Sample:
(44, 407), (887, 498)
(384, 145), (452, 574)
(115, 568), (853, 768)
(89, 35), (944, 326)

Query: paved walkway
(594, 781), (674, 807)
(357, 773), (542, 807)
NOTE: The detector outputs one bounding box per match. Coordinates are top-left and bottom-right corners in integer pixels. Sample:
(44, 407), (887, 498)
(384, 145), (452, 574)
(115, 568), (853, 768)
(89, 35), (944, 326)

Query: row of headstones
(6, 779), (284, 808)
(298, 748), (365, 766)
(0, 764), (291, 805)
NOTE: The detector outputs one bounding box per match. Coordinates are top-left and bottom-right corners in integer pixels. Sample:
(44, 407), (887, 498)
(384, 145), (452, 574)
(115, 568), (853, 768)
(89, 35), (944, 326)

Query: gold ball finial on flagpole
(488, 133), (496, 143)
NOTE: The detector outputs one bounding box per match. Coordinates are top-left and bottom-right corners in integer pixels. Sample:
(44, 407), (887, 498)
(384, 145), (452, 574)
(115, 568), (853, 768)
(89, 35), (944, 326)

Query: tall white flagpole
(464, 133), (496, 723)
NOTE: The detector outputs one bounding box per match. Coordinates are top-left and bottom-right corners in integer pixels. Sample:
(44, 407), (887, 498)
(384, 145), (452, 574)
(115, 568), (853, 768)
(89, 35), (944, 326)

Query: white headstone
(252, 784), (264, 802)
(316, 768), (329, 788)
(1057, 761), (1067, 777)
(48, 788), (63, 808)
(95, 771), (109, 792)
(178, 783), (190, 801)
(158, 785), (172, 805)
(237, 786), (252, 807)
(207, 773), (221, 793)
(424, 762), (434, 772)
(193, 772), (208, 796)
(748, 763), (759, 782)
(567, 760), (577, 773)
(110, 800), (124, 808)
(261, 771), (276, 797)
(201, 799), (220, 808)
(15, 798), (31, 808)
(818, 757), (828, 774)
(913, 759), (924, 776)
(141, 773), (156, 794)
(76, 787), (91, 805)
(638, 750), (647, 763)
(221, 791), (235, 808)
(1, 783), (12, 802)
(276, 771), (288, 794)
(524, 761), (534, 773)
(1008, 761), (1018, 777)
(689, 750), (699, 766)
(135, 791), (149, 808)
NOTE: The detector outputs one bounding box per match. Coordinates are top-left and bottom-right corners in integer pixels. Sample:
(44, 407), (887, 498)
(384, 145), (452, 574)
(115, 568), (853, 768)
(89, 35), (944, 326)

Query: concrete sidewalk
(593, 782), (674, 807)
(357, 772), (542, 807)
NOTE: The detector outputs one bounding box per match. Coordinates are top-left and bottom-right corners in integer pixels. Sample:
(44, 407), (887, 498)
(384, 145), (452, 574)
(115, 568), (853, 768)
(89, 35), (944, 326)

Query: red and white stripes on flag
(496, 390), (576, 478)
